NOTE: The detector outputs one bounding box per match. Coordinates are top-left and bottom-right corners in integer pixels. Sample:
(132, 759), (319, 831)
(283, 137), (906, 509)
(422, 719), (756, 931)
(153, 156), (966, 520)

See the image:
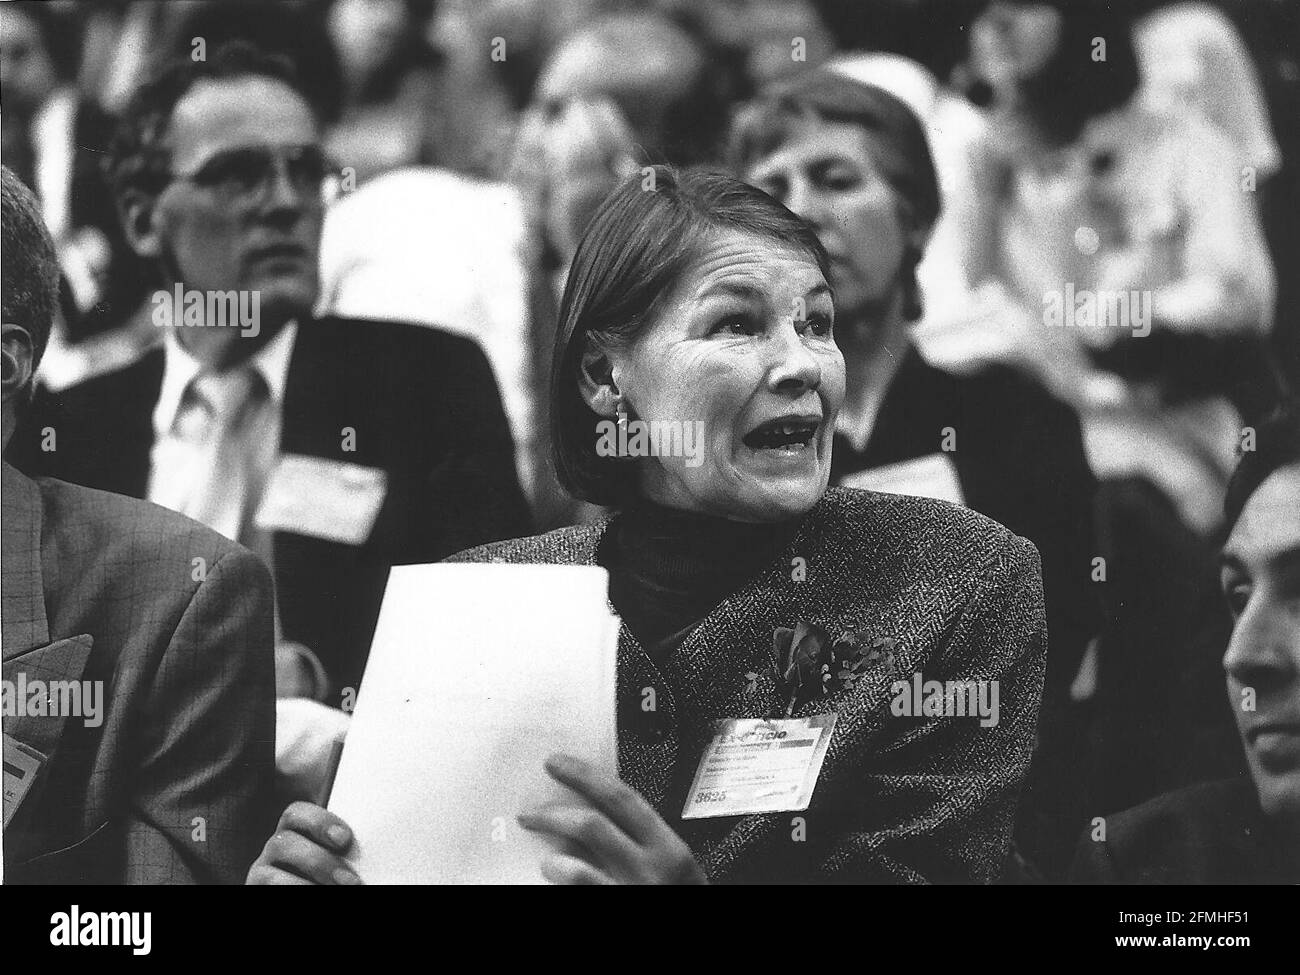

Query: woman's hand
(246, 802), (363, 885)
(518, 754), (708, 885)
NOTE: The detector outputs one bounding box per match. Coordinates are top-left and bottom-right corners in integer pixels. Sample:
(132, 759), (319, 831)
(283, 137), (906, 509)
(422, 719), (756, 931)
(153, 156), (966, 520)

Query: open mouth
(743, 417), (820, 452)
(249, 243), (307, 262)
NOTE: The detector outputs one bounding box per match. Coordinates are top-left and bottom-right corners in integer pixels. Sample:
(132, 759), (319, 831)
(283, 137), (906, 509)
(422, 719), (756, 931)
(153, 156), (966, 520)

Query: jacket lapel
(1, 465), (95, 812)
(2, 462), (50, 654)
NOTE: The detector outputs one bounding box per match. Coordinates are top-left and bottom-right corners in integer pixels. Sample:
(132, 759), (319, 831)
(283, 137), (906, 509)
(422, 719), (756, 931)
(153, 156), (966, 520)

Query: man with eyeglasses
(11, 43), (531, 720)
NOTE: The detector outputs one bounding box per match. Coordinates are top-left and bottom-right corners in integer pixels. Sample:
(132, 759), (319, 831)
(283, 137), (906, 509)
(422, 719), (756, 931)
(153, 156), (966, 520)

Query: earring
(615, 394), (628, 430)
(901, 252), (924, 322)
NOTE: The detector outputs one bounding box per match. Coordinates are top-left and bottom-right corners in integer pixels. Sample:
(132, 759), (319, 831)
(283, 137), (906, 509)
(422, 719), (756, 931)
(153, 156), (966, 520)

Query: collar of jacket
(1, 463), (97, 840)
(2, 461), (50, 656)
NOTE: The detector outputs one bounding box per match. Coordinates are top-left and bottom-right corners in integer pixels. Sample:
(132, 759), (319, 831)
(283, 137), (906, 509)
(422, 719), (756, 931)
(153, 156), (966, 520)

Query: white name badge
(681, 714), (837, 820)
(838, 452), (965, 506)
(255, 454), (388, 545)
(3, 734), (46, 827)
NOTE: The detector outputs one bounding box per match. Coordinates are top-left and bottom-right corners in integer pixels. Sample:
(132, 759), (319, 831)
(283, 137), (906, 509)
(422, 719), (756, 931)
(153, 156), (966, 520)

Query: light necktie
(175, 365), (270, 543)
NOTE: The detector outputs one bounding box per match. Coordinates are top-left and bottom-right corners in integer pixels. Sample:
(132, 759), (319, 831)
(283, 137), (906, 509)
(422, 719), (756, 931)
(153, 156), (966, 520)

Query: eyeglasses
(169, 144), (332, 205)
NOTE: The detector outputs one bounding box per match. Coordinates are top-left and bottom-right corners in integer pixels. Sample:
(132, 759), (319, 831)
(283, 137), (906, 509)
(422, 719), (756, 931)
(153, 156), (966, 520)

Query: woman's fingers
(246, 802), (362, 885)
(247, 865), (316, 885)
(539, 852), (614, 886)
(542, 753), (661, 845)
(279, 801), (355, 853)
(517, 803), (640, 873)
(261, 827), (362, 885)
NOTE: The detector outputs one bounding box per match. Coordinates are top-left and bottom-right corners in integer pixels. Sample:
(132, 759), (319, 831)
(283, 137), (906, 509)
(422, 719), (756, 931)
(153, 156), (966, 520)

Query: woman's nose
(784, 178), (827, 231)
(767, 321), (822, 393)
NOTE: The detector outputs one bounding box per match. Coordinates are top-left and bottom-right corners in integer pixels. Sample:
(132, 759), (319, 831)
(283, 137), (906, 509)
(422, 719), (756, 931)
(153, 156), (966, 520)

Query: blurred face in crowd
(1220, 463), (1300, 821)
(601, 228), (844, 522)
(535, 15), (703, 159)
(329, 0), (409, 85)
(970, 1), (1064, 91)
(0, 4), (57, 117)
(125, 75), (324, 355)
(745, 118), (910, 329)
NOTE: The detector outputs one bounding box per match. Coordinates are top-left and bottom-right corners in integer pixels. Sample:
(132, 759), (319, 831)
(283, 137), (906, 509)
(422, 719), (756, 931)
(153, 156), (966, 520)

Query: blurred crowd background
(5, 0), (1296, 507)
(3, 0), (1298, 881)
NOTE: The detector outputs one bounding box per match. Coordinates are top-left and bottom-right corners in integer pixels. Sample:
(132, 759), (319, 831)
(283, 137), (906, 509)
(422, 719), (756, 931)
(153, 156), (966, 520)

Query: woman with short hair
(249, 167), (1046, 885)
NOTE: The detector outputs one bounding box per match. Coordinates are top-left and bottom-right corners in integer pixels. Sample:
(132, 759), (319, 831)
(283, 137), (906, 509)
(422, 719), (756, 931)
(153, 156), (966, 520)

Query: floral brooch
(750, 621), (898, 717)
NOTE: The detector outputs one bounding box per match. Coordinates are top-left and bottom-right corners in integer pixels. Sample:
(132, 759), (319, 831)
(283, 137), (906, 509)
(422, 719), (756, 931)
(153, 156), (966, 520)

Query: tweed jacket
(2, 463), (277, 884)
(450, 486), (1047, 883)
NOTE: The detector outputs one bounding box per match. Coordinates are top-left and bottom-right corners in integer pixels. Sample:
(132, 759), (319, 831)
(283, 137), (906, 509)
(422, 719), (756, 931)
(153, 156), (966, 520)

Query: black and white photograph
(1, 0), (1298, 938)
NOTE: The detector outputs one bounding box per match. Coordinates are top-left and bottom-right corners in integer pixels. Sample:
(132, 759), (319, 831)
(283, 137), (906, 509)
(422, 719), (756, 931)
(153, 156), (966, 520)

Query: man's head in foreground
(1221, 406), (1300, 821)
(1, 164), (59, 453)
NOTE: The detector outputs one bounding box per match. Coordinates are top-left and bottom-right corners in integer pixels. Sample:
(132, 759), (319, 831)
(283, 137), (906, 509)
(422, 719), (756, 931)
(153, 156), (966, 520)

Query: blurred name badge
(681, 714), (837, 820)
(255, 454), (387, 545)
(838, 453), (965, 506)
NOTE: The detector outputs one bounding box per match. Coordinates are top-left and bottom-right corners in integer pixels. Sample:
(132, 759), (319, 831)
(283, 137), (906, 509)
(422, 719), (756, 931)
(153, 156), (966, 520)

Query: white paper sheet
(327, 563), (620, 884)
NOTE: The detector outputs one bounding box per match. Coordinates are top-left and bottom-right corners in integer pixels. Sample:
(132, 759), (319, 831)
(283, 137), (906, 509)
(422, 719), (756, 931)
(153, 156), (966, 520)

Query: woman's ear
(118, 189), (165, 260)
(578, 333), (622, 417)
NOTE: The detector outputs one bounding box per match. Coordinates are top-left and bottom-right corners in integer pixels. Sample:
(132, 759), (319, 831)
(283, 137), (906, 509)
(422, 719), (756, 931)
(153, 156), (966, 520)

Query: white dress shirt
(148, 322), (298, 550)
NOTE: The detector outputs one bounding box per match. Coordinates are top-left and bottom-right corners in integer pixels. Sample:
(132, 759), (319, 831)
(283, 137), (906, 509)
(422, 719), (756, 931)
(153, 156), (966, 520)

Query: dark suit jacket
(450, 487), (1047, 883)
(11, 315), (531, 697)
(2, 463), (277, 884)
(1069, 777), (1300, 884)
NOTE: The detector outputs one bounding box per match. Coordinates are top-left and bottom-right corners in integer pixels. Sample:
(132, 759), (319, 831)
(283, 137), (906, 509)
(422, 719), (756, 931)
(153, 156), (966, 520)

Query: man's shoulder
(1107, 778), (1259, 846)
(1073, 777), (1273, 883)
(37, 475), (258, 579)
(307, 315), (485, 362)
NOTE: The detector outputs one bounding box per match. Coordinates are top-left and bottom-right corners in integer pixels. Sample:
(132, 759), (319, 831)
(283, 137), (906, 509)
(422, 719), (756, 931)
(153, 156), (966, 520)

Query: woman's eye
(821, 167), (861, 192)
(711, 316), (758, 336)
(806, 314), (833, 336)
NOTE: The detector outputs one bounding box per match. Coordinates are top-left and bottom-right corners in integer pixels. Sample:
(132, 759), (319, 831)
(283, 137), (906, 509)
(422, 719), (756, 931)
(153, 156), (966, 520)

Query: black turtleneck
(599, 499), (796, 663)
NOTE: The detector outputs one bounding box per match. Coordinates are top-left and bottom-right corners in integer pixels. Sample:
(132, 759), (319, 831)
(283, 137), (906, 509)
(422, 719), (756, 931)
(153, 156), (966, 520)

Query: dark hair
(169, 1), (344, 123)
(1225, 405), (1300, 531)
(966, 0), (1142, 142)
(104, 41), (317, 202)
(552, 166), (830, 506)
(727, 69), (941, 321)
(1, 166), (60, 371)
